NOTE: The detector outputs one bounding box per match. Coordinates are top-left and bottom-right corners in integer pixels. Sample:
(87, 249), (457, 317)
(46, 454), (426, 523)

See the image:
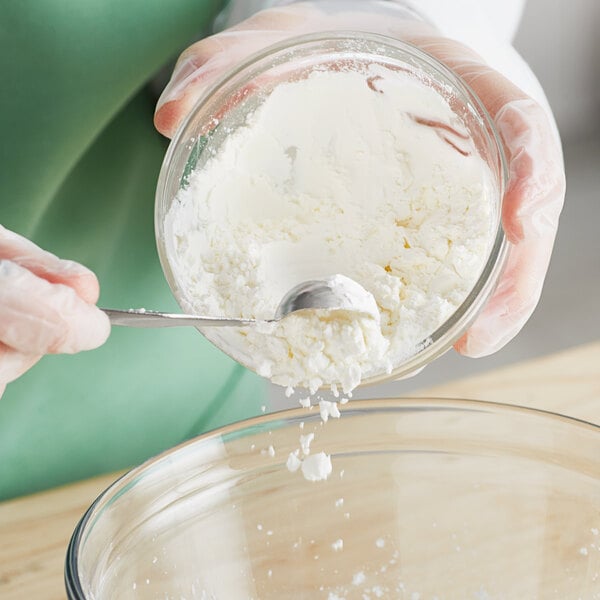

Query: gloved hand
(154, 0), (565, 359)
(0, 226), (110, 398)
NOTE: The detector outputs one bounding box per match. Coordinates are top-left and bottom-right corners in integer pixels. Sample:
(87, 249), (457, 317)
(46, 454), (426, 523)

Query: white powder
(165, 65), (495, 395)
(286, 451), (302, 472)
(319, 400), (341, 423)
(352, 572), (366, 586)
(331, 538), (344, 552)
(301, 452), (332, 481)
(299, 432), (315, 455)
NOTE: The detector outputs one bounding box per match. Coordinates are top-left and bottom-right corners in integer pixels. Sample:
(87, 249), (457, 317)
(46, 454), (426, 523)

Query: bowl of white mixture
(65, 399), (600, 599)
(155, 32), (508, 396)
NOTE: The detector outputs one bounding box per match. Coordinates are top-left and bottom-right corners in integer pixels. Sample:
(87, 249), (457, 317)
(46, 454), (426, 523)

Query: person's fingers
(154, 29), (292, 138)
(495, 99), (565, 244)
(406, 36), (565, 356)
(0, 225), (101, 304)
(0, 343), (40, 391)
(154, 5), (305, 138)
(454, 99), (564, 356)
(0, 260), (110, 355)
(454, 231), (554, 357)
(406, 36), (565, 245)
(154, 2), (435, 138)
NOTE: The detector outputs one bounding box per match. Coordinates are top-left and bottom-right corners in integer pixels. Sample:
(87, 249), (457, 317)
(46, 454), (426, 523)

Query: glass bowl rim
(65, 397), (599, 600)
(154, 30), (510, 386)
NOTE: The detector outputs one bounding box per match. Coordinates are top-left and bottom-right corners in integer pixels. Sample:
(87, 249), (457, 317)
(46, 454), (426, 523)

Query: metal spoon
(103, 274), (379, 328)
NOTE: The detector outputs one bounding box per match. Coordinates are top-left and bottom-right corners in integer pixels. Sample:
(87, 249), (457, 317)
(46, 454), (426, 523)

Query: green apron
(0, 0), (266, 501)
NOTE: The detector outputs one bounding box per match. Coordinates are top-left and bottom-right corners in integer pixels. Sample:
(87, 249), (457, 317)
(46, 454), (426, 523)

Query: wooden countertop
(1, 341), (598, 599)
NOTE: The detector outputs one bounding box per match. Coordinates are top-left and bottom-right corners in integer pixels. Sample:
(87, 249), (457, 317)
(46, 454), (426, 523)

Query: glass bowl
(66, 399), (600, 599)
(155, 31), (508, 386)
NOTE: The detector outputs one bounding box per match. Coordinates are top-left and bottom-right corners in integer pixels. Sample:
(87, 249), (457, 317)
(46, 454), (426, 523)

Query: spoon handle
(102, 309), (257, 328)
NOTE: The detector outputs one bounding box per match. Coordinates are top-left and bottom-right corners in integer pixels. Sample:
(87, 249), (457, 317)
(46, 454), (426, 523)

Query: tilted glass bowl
(155, 31), (508, 386)
(66, 399), (600, 599)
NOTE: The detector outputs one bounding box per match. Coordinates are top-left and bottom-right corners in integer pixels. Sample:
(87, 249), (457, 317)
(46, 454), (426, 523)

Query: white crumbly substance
(300, 452), (332, 482)
(286, 451), (302, 473)
(165, 64), (495, 394)
(319, 400), (341, 422)
(299, 432), (315, 455)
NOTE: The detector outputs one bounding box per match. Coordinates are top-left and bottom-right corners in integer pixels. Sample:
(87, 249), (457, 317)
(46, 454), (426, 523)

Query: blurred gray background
(272, 0), (600, 405)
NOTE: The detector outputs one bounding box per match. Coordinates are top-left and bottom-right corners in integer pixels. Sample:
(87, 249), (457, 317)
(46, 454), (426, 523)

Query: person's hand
(0, 226), (110, 398)
(154, 0), (565, 359)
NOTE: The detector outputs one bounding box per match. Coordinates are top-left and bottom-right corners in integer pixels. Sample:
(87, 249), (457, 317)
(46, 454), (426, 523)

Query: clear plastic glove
(154, 0), (565, 359)
(0, 225), (110, 398)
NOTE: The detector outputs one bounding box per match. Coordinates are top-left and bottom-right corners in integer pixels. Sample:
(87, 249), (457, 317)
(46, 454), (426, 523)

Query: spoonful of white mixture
(102, 274), (379, 329)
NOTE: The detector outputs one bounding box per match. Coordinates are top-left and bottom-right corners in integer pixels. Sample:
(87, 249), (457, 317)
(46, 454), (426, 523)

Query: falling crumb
(375, 538), (385, 548)
(344, 512), (351, 519)
(301, 452), (332, 481)
(299, 397), (311, 408)
(267, 569), (273, 578)
(332, 538), (344, 551)
(319, 400), (341, 422)
(285, 386), (294, 397)
(286, 451), (302, 473)
(266, 445), (275, 457)
(335, 498), (344, 508)
(299, 421), (305, 429)
(372, 586), (384, 598)
(580, 547), (589, 556)
(411, 593), (421, 600)
(592, 528), (599, 536)
(267, 530), (273, 536)
(352, 571), (366, 586)
(300, 432), (315, 455)
(257, 524), (263, 531)
(261, 404), (267, 413)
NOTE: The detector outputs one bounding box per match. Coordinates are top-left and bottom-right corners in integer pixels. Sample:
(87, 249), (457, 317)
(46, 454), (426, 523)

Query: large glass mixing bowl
(65, 399), (600, 599)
